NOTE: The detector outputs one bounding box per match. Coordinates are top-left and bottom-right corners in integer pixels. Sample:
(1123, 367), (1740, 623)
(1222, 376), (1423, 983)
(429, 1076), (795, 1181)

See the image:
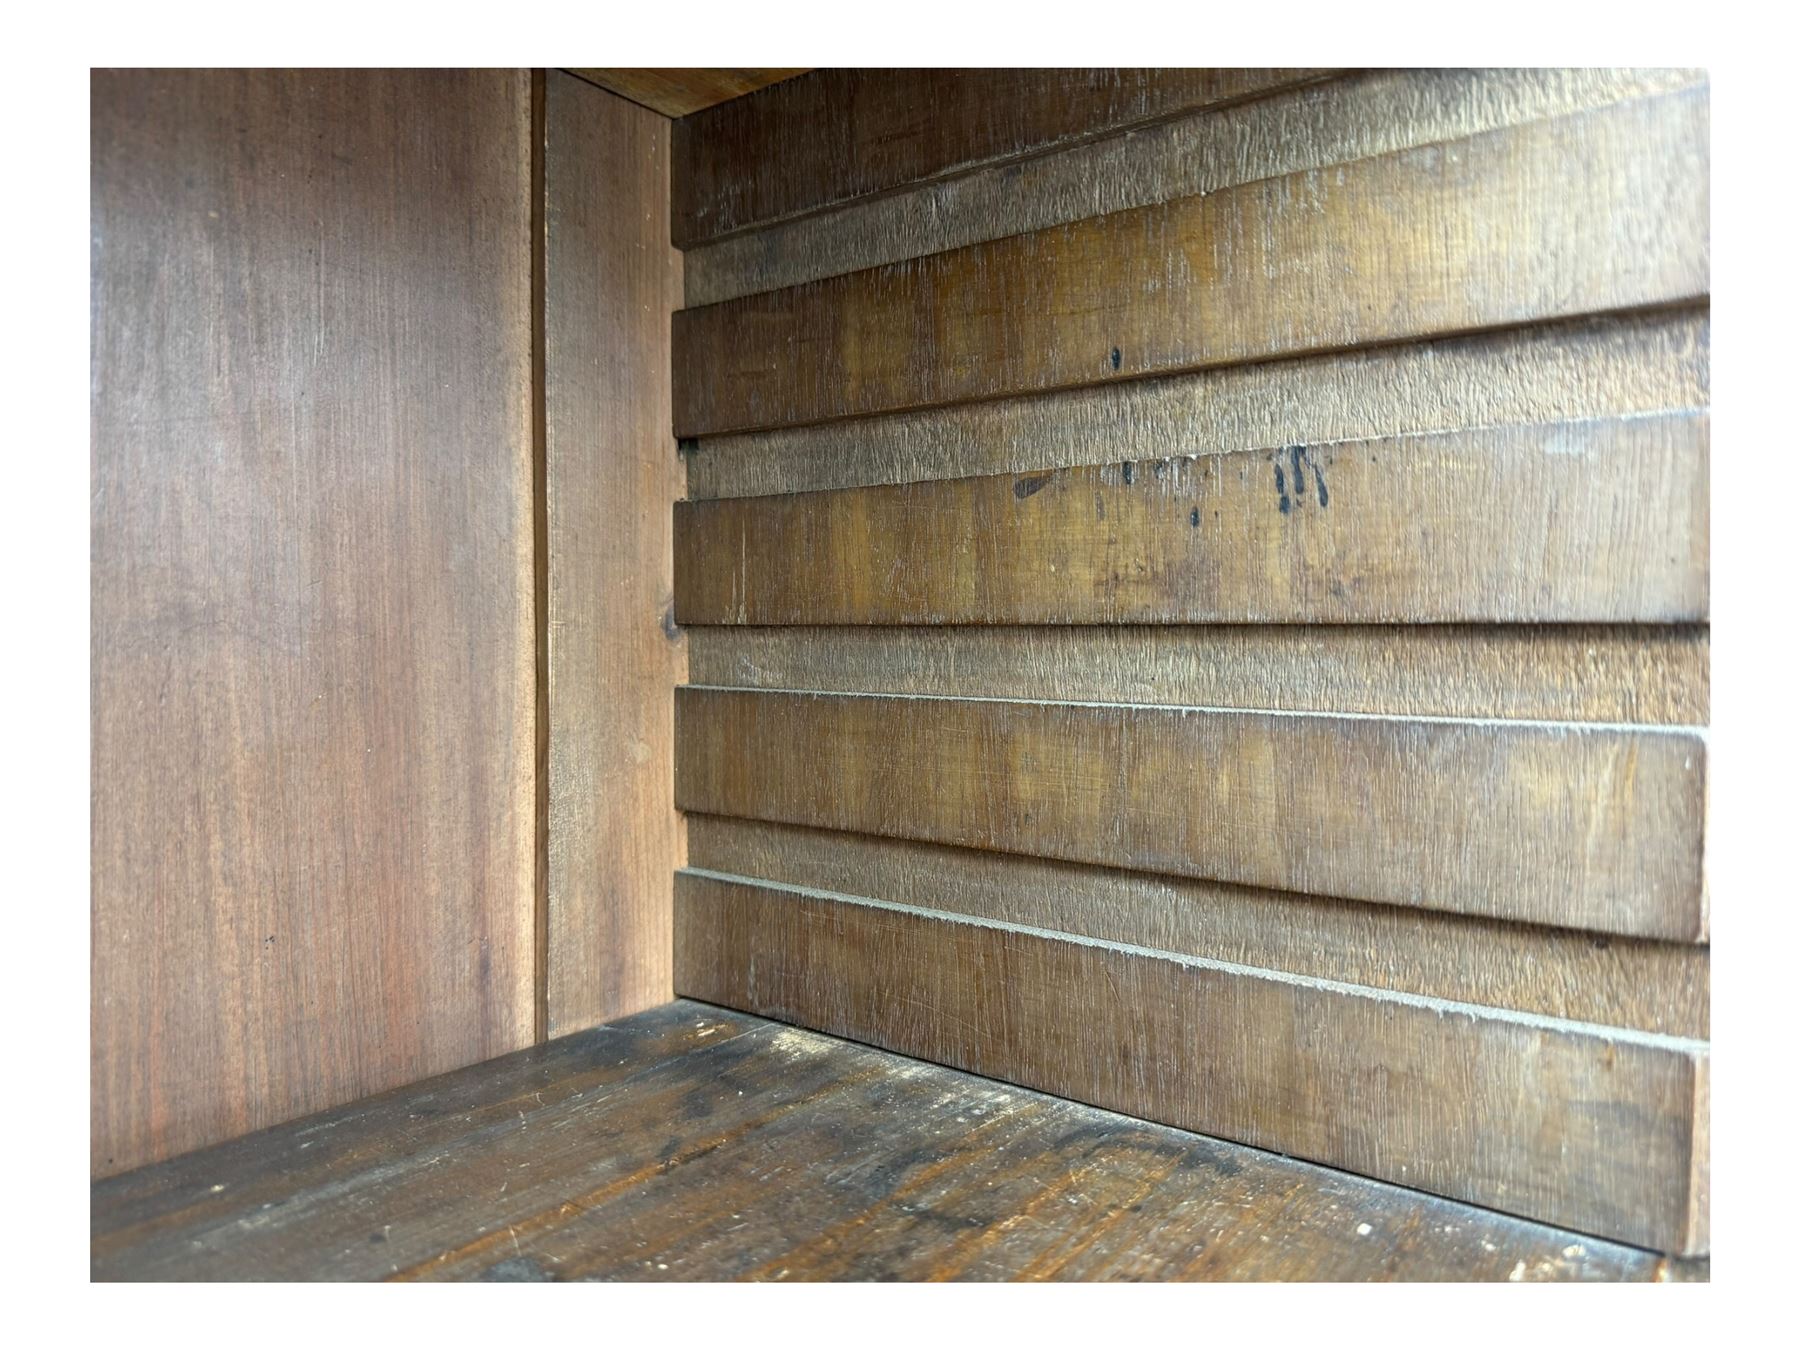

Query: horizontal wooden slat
(672, 89), (1709, 436)
(675, 873), (1710, 1254)
(686, 817), (1710, 1038)
(686, 626), (1709, 725)
(684, 67), (1705, 306)
(674, 688), (1708, 941)
(672, 68), (1334, 246)
(684, 308), (1708, 499)
(676, 413), (1708, 625)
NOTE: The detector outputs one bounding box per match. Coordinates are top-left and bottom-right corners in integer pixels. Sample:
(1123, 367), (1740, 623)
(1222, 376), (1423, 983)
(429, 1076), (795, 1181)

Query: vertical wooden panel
(90, 70), (537, 1176)
(543, 72), (685, 1034)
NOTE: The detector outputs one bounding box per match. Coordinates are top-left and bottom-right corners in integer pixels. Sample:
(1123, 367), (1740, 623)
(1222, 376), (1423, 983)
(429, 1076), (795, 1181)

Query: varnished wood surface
(543, 72), (685, 1036)
(672, 68), (1333, 247)
(566, 68), (809, 119)
(676, 413), (1707, 625)
(684, 308), (1708, 500)
(687, 817), (1709, 1039)
(675, 881), (1709, 1255)
(686, 625), (1708, 725)
(682, 67), (1705, 306)
(91, 1000), (1705, 1281)
(672, 90), (1708, 437)
(676, 688), (1707, 941)
(665, 68), (1712, 1258)
(91, 69), (537, 1178)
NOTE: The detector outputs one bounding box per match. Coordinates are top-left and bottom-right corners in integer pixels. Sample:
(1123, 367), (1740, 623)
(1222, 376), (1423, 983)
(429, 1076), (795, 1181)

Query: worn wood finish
(684, 308), (1708, 500)
(684, 67), (1705, 306)
(92, 1000), (1703, 1281)
(672, 68), (1334, 247)
(665, 68), (1711, 1258)
(675, 688), (1707, 941)
(675, 879), (1709, 1255)
(543, 72), (686, 1036)
(687, 817), (1709, 1039)
(566, 69), (810, 119)
(686, 625), (1708, 725)
(672, 90), (1708, 437)
(677, 413), (1707, 626)
(91, 69), (536, 1178)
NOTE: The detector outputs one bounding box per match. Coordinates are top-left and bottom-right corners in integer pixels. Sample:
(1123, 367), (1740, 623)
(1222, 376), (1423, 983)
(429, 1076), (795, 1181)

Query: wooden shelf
(91, 1000), (1708, 1282)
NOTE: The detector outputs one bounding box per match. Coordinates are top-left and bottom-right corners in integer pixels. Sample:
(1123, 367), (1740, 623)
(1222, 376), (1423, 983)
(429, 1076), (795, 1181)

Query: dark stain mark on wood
(1013, 473), (1054, 500)
(475, 1256), (557, 1282)
(1120, 461), (1135, 486)
(1293, 444), (1329, 507)
(1273, 458), (1291, 514)
(1110, 346), (1122, 370)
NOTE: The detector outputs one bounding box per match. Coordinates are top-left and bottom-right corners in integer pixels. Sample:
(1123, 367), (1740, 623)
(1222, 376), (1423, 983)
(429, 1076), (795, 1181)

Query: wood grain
(672, 68), (1334, 247)
(543, 71), (685, 1036)
(566, 68), (809, 119)
(91, 69), (536, 1178)
(686, 817), (1709, 1038)
(675, 688), (1708, 941)
(682, 67), (1705, 306)
(675, 878), (1710, 1255)
(92, 1000), (1702, 1280)
(676, 413), (1707, 625)
(683, 308), (1708, 500)
(685, 625), (1708, 725)
(672, 89), (1709, 436)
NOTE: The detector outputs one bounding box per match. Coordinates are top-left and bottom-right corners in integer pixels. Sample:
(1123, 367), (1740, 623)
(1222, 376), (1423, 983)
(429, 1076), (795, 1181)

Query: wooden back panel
(668, 69), (1710, 1254)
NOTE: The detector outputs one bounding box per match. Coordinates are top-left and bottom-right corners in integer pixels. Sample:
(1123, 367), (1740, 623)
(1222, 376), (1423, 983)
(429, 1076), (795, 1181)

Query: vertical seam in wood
(530, 67), (551, 1044)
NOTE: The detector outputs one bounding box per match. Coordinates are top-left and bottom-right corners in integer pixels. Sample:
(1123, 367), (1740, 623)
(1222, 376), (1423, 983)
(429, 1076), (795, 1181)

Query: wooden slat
(683, 67), (1705, 306)
(686, 625), (1709, 725)
(676, 413), (1708, 625)
(672, 68), (1335, 247)
(674, 877), (1710, 1255)
(684, 308), (1708, 500)
(566, 68), (810, 119)
(687, 817), (1710, 1038)
(674, 688), (1708, 941)
(91, 69), (536, 1178)
(93, 1001), (1699, 1281)
(543, 72), (685, 1036)
(671, 89), (1709, 436)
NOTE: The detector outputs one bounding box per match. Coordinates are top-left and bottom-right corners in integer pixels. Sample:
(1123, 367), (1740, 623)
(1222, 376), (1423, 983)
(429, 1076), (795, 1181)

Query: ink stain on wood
(1292, 445), (1328, 507)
